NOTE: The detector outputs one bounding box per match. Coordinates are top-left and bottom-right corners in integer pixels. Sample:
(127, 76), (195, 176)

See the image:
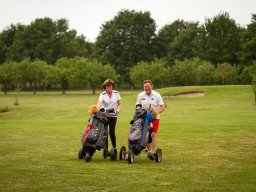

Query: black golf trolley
(78, 108), (117, 162)
(119, 105), (162, 164)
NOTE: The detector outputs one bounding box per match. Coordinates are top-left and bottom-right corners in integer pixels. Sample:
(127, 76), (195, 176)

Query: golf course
(0, 85), (255, 191)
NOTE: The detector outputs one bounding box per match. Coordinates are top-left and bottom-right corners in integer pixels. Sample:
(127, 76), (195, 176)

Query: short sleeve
(99, 93), (104, 102)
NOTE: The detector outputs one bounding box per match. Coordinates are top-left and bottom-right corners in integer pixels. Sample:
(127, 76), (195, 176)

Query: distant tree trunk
(92, 86), (96, 95)
(61, 80), (67, 94)
(33, 86), (36, 94)
(3, 83), (8, 95)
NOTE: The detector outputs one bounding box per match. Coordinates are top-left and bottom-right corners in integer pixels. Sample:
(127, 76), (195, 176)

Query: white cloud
(1, 0), (255, 42)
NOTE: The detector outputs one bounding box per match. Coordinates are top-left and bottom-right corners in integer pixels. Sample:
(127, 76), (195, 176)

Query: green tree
(171, 59), (198, 86)
(130, 62), (151, 87)
(239, 61), (256, 84)
(0, 24), (26, 63)
(45, 65), (62, 90)
(95, 9), (157, 84)
(215, 63), (239, 85)
(8, 18), (57, 63)
(157, 20), (187, 60)
(195, 59), (215, 85)
(71, 57), (118, 94)
(19, 59), (49, 94)
(158, 20), (204, 66)
(169, 58), (219, 86)
(55, 57), (73, 94)
(149, 59), (169, 87)
(0, 62), (21, 94)
(130, 59), (168, 88)
(202, 12), (242, 65)
(239, 14), (256, 66)
(56, 29), (93, 60)
(1, 18), (92, 64)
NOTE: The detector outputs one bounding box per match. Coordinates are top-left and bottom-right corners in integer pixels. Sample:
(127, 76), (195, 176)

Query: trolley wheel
(119, 146), (126, 160)
(78, 147), (84, 159)
(110, 148), (117, 161)
(128, 148), (134, 164)
(85, 153), (92, 162)
(155, 148), (162, 163)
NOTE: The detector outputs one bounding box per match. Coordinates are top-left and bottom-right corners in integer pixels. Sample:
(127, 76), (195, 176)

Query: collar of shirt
(144, 91), (153, 97)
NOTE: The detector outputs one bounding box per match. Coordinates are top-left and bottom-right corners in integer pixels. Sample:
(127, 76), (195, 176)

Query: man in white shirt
(136, 80), (165, 159)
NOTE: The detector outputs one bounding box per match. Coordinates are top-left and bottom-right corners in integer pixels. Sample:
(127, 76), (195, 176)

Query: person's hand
(115, 109), (120, 116)
(150, 106), (157, 118)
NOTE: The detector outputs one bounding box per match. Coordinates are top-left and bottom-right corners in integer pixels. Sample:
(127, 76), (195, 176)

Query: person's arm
(117, 100), (121, 111)
(156, 93), (165, 115)
(96, 100), (102, 110)
(157, 104), (165, 115)
(96, 93), (104, 110)
(115, 92), (121, 113)
(135, 94), (141, 106)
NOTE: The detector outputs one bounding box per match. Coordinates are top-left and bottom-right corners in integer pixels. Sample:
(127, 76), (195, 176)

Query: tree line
(0, 10), (256, 93)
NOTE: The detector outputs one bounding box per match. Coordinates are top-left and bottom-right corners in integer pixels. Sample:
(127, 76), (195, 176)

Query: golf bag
(81, 110), (109, 155)
(128, 105), (153, 155)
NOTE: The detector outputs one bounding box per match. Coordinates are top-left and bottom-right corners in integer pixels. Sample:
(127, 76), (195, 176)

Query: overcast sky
(0, 0), (255, 42)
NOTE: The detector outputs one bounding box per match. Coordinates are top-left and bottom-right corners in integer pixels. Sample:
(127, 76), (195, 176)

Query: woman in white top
(97, 79), (121, 152)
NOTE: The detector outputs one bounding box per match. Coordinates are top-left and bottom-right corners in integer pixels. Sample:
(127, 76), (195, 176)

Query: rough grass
(0, 85), (255, 191)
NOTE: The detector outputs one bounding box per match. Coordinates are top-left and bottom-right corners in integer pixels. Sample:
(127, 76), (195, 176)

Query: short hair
(102, 79), (115, 89)
(143, 80), (153, 86)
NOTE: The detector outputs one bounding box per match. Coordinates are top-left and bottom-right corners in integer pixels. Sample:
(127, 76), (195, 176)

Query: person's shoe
(103, 149), (110, 158)
(147, 151), (155, 160)
(143, 148), (148, 153)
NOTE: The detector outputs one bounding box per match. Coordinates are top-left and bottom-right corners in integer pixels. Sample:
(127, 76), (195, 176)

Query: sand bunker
(163, 91), (205, 98)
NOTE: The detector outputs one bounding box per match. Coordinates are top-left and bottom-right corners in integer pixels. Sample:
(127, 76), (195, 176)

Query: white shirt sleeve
(136, 92), (143, 105)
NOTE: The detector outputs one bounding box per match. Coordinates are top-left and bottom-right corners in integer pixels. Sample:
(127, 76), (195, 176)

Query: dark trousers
(106, 117), (117, 149)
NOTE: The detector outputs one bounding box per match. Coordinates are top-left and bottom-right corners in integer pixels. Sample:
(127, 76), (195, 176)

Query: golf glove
(115, 109), (120, 116)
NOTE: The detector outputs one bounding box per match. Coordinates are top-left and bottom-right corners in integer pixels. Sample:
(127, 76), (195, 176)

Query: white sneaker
(143, 149), (148, 153)
(147, 151), (155, 160)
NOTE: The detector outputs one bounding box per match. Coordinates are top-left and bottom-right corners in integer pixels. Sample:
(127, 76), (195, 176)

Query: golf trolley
(119, 105), (162, 164)
(78, 108), (118, 162)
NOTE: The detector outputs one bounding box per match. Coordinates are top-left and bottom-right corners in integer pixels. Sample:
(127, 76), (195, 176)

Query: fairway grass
(0, 85), (255, 191)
